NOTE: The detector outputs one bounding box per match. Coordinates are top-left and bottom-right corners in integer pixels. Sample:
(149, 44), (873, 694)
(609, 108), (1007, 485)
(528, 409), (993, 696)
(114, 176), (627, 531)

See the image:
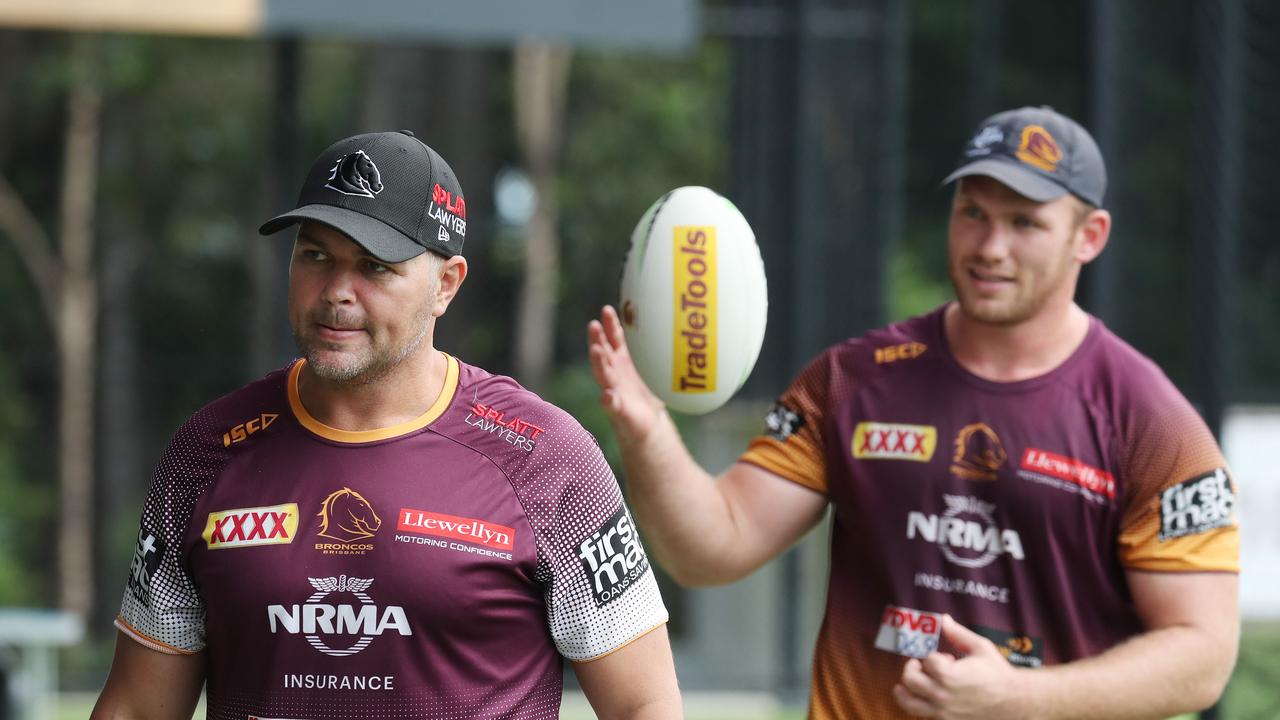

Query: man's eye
(1013, 216), (1036, 229)
(303, 249), (328, 261)
(961, 205), (984, 220)
(365, 261), (390, 274)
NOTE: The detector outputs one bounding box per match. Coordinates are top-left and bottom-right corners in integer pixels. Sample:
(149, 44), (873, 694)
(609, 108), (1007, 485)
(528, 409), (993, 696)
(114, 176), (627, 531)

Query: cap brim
(258, 204), (426, 263)
(942, 158), (1067, 203)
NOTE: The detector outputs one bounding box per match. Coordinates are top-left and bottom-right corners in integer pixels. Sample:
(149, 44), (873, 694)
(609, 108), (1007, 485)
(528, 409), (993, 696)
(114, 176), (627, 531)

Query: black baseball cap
(259, 130), (468, 261)
(943, 106), (1107, 208)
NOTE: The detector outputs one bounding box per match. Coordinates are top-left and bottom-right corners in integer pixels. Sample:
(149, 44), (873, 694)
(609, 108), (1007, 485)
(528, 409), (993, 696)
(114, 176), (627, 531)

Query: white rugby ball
(619, 186), (768, 415)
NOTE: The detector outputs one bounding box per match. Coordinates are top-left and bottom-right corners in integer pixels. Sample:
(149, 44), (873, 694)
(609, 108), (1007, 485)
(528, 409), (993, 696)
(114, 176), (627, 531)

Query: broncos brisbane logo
(316, 487), (383, 543)
(324, 151), (384, 198)
(950, 423), (1008, 482)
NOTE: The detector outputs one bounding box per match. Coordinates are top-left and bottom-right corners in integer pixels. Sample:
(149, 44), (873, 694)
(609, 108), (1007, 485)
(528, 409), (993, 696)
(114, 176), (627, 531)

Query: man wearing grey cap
(94, 131), (681, 719)
(587, 106), (1238, 718)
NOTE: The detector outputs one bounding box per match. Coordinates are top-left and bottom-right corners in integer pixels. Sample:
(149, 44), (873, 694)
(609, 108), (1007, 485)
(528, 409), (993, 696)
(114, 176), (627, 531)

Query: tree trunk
(56, 36), (101, 617)
(0, 35), (103, 617)
(251, 38), (301, 377)
(512, 44), (571, 391)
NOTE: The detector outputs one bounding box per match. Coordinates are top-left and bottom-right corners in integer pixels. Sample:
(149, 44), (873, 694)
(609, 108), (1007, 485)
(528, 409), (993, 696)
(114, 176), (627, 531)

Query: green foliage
(556, 44), (729, 361)
(0, 353), (50, 605)
(544, 362), (620, 470)
(887, 225), (952, 322)
(1224, 623), (1280, 719)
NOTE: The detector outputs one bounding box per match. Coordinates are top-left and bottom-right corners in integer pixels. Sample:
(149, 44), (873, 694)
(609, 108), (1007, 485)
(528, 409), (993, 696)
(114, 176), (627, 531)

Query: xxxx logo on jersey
(852, 422), (937, 462)
(203, 503), (299, 550)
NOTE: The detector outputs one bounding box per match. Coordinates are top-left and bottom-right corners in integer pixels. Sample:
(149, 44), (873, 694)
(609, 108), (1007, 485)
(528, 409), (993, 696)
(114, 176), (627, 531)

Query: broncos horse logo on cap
(325, 151), (384, 198)
(1014, 125), (1064, 173)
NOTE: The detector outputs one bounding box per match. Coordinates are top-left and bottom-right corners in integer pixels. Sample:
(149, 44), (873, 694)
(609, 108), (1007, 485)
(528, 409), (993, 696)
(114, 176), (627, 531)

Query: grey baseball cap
(259, 130), (468, 261)
(943, 106), (1107, 208)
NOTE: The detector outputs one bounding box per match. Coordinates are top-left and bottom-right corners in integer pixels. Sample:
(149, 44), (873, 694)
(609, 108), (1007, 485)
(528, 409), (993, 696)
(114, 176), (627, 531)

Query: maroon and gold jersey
(116, 355), (667, 720)
(741, 305), (1238, 719)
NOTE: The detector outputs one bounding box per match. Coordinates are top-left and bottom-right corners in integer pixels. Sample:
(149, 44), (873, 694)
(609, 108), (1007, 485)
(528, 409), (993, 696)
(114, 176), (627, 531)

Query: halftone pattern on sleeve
(501, 404), (667, 662)
(116, 406), (226, 653)
(115, 369), (287, 654)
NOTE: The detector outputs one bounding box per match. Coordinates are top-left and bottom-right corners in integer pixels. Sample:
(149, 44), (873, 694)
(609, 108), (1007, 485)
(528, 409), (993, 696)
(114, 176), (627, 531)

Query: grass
(53, 624), (1280, 719)
(60, 692), (803, 719)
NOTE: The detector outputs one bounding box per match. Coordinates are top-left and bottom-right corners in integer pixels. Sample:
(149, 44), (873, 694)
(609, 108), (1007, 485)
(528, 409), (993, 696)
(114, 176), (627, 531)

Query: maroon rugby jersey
(741, 305), (1238, 720)
(116, 354), (667, 720)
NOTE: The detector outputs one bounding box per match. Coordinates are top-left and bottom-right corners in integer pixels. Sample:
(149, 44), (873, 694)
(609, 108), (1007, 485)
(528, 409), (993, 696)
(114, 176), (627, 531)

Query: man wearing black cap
(94, 131), (681, 719)
(587, 106), (1239, 718)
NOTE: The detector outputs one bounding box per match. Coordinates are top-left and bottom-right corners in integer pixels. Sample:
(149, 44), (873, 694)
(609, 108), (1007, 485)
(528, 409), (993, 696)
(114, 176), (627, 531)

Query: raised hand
(586, 305), (667, 446)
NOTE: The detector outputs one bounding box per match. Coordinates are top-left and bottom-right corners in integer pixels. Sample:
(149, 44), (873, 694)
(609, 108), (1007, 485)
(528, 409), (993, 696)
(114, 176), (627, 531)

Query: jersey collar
(287, 353), (459, 444)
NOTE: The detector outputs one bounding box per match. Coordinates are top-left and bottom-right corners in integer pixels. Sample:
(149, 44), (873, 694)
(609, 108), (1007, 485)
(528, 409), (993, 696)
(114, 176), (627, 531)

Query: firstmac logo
(579, 506), (649, 607)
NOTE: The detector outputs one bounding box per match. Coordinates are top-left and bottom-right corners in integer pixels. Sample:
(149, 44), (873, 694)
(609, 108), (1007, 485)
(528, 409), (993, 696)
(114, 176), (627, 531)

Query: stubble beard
(953, 276), (1034, 326)
(951, 238), (1078, 327)
(296, 302), (435, 386)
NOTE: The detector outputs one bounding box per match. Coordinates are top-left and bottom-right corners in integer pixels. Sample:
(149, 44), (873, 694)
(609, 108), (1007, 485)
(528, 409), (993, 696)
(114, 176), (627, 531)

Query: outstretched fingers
(600, 304), (630, 354)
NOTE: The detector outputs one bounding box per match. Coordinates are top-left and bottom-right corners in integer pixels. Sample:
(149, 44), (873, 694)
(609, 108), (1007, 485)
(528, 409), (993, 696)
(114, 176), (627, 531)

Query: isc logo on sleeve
(203, 503), (299, 550)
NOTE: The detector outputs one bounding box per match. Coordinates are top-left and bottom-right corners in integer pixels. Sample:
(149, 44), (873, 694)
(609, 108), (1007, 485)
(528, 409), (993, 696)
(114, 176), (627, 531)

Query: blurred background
(0, 0), (1277, 718)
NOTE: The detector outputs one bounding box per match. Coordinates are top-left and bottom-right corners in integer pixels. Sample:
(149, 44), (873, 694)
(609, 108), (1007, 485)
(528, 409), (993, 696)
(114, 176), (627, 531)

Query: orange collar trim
(287, 354), (459, 444)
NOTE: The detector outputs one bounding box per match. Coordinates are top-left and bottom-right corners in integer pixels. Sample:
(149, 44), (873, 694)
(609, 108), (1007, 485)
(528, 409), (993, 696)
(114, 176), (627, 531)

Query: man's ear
(432, 255), (468, 318)
(1076, 208), (1111, 264)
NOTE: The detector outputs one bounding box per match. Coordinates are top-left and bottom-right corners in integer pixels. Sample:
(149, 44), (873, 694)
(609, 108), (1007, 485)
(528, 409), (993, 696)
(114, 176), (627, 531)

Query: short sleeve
(1116, 391), (1239, 573)
(530, 421), (668, 662)
(115, 416), (215, 655)
(739, 349), (834, 494)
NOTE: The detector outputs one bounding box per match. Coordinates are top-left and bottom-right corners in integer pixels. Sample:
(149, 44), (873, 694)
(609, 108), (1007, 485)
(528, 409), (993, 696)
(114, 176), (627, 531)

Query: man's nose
(319, 267), (358, 305)
(973, 224), (1012, 262)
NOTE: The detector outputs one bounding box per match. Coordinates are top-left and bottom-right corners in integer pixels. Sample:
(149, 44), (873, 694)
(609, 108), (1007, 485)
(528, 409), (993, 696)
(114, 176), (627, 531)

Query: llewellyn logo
(267, 575), (411, 658)
(1019, 448), (1116, 501)
(315, 488), (382, 555)
(397, 508), (515, 551)
(672, 226), (716, 394)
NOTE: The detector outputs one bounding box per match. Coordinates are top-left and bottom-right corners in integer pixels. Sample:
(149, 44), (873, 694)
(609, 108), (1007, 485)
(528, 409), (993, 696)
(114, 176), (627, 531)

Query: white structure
(0, 609), (84, 720)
